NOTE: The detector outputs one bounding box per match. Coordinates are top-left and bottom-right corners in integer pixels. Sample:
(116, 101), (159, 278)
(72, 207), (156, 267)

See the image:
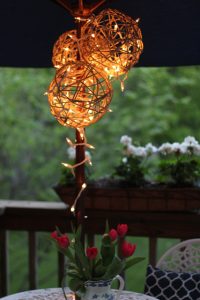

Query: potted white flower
(54, 136), (200, 213)
(156, 136), (200, 187)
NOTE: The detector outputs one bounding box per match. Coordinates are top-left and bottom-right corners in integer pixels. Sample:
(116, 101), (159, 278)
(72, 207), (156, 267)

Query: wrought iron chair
(144, 239), (200, 299)
(156, 238), (200, 272)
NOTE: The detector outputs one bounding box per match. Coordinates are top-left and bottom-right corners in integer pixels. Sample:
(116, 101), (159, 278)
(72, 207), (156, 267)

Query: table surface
(0, 288), (158, 300)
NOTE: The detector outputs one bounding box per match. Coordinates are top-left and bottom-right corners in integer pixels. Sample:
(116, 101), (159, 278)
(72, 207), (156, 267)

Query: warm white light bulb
(71, 206), (75, 212)
(82, 183), (87, 189)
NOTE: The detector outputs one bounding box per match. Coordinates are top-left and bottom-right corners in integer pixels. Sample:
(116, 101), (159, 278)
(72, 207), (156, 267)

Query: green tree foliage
(0, 66), (200, 199)
(2, 66), (200, 293)
(88, 66), (200, 177)
(0, 68), (68, 200)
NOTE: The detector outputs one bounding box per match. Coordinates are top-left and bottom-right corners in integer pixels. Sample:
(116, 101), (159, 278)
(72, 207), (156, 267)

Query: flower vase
(81, 275), (124, 300)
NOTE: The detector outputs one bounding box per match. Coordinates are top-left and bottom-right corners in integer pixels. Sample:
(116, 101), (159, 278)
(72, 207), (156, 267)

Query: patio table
(0, 288), (159, 300)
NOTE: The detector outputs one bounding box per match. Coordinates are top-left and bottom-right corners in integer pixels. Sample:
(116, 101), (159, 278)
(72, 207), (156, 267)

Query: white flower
(67, 147), (76, 160)
(145, 143), (157, 155)
(183, 136), (199, 146)
(125, 144), (136, 156)
(186, 144), (200, 156)
(171, 142), (181, 153)
(120, 135), (132, 146)
(67, 147), (92, 160)
(193, 145), (200, 156)
(179, 142), (189, 154)
(85, 150), (91, 160)
(122, 157), (128, 163)
(182, 136), (200, 155)
(158, 143), (173, 155)
(134, 147), (147, 157)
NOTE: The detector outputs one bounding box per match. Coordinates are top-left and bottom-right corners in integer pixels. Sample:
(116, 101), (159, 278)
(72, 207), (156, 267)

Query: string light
(78, 127), (85, 141)
(47, 61), (113, 128)
(47, 2), (144, 219)
(62, 155), (92, 176)
(52, 29), (81, 69)
(81, 8), (143, 81)
(66, 137), (95, 149)
(121, 81), (125, 92)
(70, 182), (87, 214)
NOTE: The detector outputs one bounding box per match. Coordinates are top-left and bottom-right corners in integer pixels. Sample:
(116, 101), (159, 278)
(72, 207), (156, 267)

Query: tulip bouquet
(51, 223), (144, 296)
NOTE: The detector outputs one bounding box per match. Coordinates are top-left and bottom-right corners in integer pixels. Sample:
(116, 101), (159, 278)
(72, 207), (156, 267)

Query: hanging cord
(56, 0), (107, 18)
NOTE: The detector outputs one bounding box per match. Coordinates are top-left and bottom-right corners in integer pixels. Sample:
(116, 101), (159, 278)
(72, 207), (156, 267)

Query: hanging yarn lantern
(52, 29), (80, 69)
(47, 61), (113, 128)
(81, 8), (143, 79)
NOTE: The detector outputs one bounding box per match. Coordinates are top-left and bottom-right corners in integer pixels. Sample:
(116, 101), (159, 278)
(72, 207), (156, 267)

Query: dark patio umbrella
(0, 0), (200, 68)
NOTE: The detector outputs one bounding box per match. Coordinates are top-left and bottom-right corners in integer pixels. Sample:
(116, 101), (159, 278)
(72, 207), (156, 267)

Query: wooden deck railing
(0, 200), (72, 297)
(1, 199), (200, 297)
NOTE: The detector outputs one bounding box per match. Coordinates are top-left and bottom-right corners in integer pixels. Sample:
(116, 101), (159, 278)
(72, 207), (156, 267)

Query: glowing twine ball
(81, 8), (143, 79)
(52, 29), (80, 69)
(48, 61), (113, 128)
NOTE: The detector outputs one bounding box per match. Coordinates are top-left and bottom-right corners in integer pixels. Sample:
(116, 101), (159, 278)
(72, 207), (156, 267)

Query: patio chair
(156, 238), (200, 272)
(144, 239), (200, 300)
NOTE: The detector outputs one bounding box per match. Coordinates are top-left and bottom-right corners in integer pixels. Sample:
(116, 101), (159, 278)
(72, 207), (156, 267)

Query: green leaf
(70, 222), (76, 235)
(55, 226), (62, 236)
(64, 247), (75, 263)
(74, 254), (85, 277)
(68, 277), (84, 292)
(93, 259), (107, 278)
(74, 238), (91, 279)
(104, 233), (111, 243)
(75, 225), (82, 241)
(103, 257), (125, 280)
(68, 225), (91, 279)
(67, 270), (83, 280)
(51, 240), (75, 264)
(105, 220), (110, 233)
(100, 236), (115, 266)
(124, 257), (145, 271)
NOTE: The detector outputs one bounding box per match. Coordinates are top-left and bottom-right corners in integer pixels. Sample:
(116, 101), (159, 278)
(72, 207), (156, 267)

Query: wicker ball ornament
(52, 30), (80, 69)
(48, 61), (113, 128)
(81, 9), (143, 78)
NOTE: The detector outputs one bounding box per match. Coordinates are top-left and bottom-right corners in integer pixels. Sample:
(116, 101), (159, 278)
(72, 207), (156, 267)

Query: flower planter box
(54, 184), (200, 212)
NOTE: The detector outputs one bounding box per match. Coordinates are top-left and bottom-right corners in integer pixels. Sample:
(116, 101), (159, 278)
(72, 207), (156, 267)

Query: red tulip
(121, 241), (136, 257)
(51, 230), (58, 240)
(117, 224), (128, 237)
(57, 235), (70, 249)
(86, 247), (98, 260)
(109, 229), (118, 241)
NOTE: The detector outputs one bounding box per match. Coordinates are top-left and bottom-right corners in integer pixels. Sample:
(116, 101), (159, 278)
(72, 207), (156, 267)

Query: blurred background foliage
(1, 66), (200, 293)
(0, 66), (200, 200)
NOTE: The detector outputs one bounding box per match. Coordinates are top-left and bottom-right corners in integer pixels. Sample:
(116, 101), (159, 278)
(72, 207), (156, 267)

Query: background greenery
(1, 66), (200, 293)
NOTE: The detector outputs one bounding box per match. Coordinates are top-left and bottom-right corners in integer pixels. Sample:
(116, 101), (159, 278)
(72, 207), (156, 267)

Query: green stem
(89, 259), (94, 278)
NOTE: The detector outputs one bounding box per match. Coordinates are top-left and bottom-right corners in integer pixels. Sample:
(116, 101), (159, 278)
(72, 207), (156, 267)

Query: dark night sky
(0, 0), (200, 67)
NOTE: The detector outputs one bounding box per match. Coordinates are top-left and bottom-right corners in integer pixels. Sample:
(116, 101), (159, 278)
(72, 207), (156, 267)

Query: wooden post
(149, 237), (158, 267)
(74, 10), (86, 231)
(0, 230), (9, 297)
(74, 8), (86, 300)
(75, 131), (85, 228)
(58, 252), (65, 286)
(28, 231), (38, 290)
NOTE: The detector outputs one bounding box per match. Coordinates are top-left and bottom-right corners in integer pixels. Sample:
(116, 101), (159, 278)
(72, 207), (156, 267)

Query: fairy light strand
(46, 4), (143, 220)
(66, 137), (95, 149)
(70, 182), (87, 214)
(62, 155), (92, 176)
